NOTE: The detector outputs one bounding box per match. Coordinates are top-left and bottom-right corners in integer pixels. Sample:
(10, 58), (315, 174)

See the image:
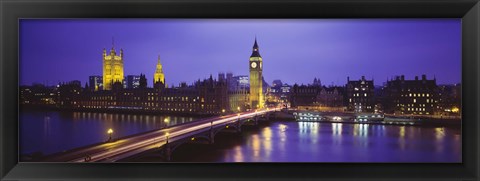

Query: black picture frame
(1, 0), (479, 180)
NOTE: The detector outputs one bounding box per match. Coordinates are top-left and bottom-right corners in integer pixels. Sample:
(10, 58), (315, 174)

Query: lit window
(413, 99), (416, 103)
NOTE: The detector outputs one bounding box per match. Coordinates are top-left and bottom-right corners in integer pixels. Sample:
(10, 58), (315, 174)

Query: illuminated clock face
(251, 62), (257, 68)
(259, 62), (262, 69)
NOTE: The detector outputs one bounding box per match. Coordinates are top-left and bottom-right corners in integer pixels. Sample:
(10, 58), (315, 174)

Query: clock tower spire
(249, 37), (264, 109)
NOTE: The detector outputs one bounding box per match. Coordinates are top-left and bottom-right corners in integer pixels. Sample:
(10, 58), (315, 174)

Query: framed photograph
(1, 0), (479, 180)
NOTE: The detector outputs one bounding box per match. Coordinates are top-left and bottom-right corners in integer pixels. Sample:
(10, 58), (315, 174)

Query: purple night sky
(20, 19), (461, 87)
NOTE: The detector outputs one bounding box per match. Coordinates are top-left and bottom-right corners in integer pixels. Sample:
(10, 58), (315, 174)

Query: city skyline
(20, 19), (461, 86)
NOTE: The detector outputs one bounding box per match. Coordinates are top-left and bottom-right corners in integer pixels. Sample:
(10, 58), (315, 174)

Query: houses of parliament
(48, 38), (268, 115)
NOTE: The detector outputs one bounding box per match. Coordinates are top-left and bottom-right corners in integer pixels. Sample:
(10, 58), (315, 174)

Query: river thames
(20, 110), (461, 162)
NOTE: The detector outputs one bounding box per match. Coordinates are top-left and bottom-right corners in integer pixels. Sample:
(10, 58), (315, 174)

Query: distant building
(290, 84), (345, 111)
(138, 74), (148, 89)
(290, 84), (321, 107)
(384, 75), (437, 115)
(20, 84), (56, 105)
(437, 83), (461, 116)
(235, 75), (249, 88)
(316, 86), (344, 108)
(312, 78), (322, 86)
(279, 84), (292, 104)
(226, 72), (234, 90)
(374, 85), (386, 113)
(269, 80), (292, 105)
(218, 73), (226, 83)
(75, 78), (231, 115)
(272, 80), (283, 88)
(89, 76), (103, 91)
(225, 75), (249, 91)
(125, 75), (141, 89)
(69, 80), (81, 87)
(56, 81), (83, 108)
(346, 76), (375, 113)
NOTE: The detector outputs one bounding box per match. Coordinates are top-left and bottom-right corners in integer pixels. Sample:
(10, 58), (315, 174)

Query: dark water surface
(20, 110), (461, 162)
(20, 110), (197, 155)
(172, 121), (461, 162)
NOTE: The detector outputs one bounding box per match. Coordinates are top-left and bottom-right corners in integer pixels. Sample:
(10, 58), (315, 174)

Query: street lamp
(107, 128), (113, 141)
(237, 106), (240, 112)
(164, 118), (169, 128)
(165, 133), (170, 144)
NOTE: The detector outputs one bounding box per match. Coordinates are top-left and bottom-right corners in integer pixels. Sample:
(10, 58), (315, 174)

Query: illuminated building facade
(153, 55), (166, 88)
(384, 75), (437, 115)
(75, 77), (230, 115)
(228, 89), (249, 112)
(249, 38), (264, 109)
(102, 43), (124, 90)
(346, 76), (375, 113)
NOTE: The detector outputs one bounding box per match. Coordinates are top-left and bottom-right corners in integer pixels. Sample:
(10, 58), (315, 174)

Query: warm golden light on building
(102, 40), (124, 90)
(249, 37), (265, 109)
(451, 107), (459, 113)
(154, 55), (166, 87)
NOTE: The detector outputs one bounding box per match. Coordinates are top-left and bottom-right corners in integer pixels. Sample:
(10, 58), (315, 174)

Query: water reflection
(20, 110), (198, 155)
(435, 127), (446, 140)
(233, 145), (244, 162)
(250, 134), (261, 159)
(206, 121), (461, 162)
(332, 123), (343, 136)
(278, 124), (288, 156)
(21, 110), (462, 162)
(262, 127), (273, 158)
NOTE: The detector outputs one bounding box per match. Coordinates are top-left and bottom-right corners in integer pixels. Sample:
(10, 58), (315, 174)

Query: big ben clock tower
(249, 38), (264, 109)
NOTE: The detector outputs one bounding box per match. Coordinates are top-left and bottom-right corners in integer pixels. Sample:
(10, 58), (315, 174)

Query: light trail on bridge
(53, 108), (281, 162)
